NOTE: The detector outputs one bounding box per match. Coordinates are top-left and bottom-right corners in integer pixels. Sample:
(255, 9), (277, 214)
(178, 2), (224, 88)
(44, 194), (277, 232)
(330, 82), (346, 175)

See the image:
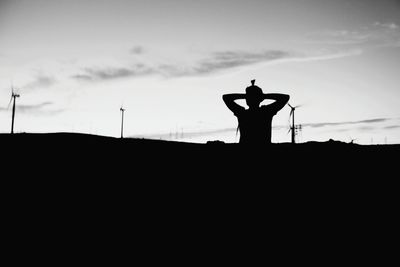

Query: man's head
(245, 79), (263, 108)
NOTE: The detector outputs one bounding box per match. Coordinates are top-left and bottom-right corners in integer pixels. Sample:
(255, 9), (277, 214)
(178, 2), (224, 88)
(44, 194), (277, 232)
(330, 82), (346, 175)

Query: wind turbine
(288, 103), (301, 144)
(8, 84), (20, 134)
(120, 107), (125, 138)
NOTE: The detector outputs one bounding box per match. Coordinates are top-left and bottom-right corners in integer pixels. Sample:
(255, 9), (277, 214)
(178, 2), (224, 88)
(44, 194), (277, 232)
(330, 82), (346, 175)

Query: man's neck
(248, 106), (260, 111)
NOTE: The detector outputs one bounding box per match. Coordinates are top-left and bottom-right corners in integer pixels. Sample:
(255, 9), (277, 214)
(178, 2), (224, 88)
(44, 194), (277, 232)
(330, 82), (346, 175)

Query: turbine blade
(7, 95), (13, 109)
(288, 103), (293, 109)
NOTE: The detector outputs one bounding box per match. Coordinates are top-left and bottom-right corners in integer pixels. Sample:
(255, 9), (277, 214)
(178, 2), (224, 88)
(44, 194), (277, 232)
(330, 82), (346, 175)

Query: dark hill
(3, 132), (398, 207)
(2, 131), (398, 171)
(2, 132), (398, 258)
(2, 132), (398, 180)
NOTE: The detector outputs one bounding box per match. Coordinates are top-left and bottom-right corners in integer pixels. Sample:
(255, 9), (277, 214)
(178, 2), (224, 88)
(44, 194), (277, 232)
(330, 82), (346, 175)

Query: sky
(1, 0), (399, 144)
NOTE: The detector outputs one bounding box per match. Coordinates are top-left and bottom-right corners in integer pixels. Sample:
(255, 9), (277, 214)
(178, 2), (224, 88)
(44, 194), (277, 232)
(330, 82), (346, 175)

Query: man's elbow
(283, 94), (290, 103)
(222, 94), (230, 103)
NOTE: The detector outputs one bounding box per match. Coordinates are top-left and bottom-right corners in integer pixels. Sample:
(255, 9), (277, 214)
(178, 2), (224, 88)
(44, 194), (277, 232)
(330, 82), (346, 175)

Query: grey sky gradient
(1, 0), (399, 143)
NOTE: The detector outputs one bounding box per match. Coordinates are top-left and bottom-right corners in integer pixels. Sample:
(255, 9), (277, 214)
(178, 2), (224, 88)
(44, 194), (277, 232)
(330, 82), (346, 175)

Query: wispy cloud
(383, 125), (400, 130)
(374, 22), (398, 30)
(184, 49), (364, 76)
(159, 49), (361, 77)
(279, 49), (362, 63)
(307, 21), (400, 48)
(303, 118), (391, 128)
(71, 50), (296, 80)
(17, 101), (53, 112)
(72, 64), (155, 81)
(130, 45), (145, 55)
(357, 125), (374, 131)
(0, 101), (64, 115)
(71, 46), (364, 81)
(193, 50), (295, 75)
(22, 75), (56, 90)
(157, 50), (296, 77)
(307, 30), (371, 45)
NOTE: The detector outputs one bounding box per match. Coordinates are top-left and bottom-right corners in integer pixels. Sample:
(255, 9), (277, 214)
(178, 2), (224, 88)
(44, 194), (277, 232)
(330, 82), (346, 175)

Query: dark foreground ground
(3, 132), (398, 207)
(2, 132), (398, 175)
(2, 133), (398, 261)
(2, 132), (398, 193)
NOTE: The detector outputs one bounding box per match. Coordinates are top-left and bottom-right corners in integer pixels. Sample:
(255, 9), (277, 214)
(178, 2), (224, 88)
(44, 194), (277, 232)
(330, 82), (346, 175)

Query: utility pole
(288, 103), (298, 144)
(120, 107), (125, 138)
(291, 107), (295, 144)
(11, 92), (20, 134)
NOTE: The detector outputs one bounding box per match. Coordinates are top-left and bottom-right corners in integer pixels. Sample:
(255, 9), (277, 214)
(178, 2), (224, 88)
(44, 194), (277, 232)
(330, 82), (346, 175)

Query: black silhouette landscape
(3, 132), (398, 177)
(3, 132), (398, 252)
(3, 1), (400, 261)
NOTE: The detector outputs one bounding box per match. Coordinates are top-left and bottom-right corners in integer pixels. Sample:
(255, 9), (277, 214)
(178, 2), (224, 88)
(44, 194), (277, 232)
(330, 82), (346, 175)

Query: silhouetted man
(223, 80), (289, 144)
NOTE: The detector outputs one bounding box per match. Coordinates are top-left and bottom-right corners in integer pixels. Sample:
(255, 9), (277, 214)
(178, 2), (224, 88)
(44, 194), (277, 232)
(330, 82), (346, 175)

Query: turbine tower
(8, 85), (20, 134)
(120, 107), (125, 138)
(288, 103), (301, 144)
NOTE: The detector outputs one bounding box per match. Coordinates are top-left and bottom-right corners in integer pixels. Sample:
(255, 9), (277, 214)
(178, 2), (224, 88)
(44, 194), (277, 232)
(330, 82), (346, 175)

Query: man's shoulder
(260, 104), (276, 111)
(260, 104), (280, 115)
(233, 106), (246, 116)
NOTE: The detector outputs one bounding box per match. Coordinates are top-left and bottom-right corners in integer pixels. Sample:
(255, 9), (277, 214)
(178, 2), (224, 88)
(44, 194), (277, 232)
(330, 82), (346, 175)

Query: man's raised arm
(263, 93), (290, 111)
(222, 93), (246, 114)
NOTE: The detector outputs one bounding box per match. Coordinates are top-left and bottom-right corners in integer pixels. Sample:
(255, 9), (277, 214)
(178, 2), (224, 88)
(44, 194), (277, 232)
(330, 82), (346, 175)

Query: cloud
(374, 22), (398, 30)
(72, 46), (148, 82)
(186, 49), (365, 76)
(307, 30), (372, 45)
(72, 50), (296, 80)
(22, 75), (56, 90)
(130, 46), (145, 55)
(64, 21), (400, 83)
(72, 64), (155, 81)
(162, 48), (365, 77)
(71, 47), (363, 81)
(0, 101), (64, 115)
(303, 118), (390, 128)
(357, 126), (374, 131)
(71, 74), (93, 81)
(158, 50), (309, 77)
(383, 125), (400, 130)
(192, 50), (294, 75)
(306, 22), (400, 48)
(280, 49), (362, 63)
(17, 102), (53, 112)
